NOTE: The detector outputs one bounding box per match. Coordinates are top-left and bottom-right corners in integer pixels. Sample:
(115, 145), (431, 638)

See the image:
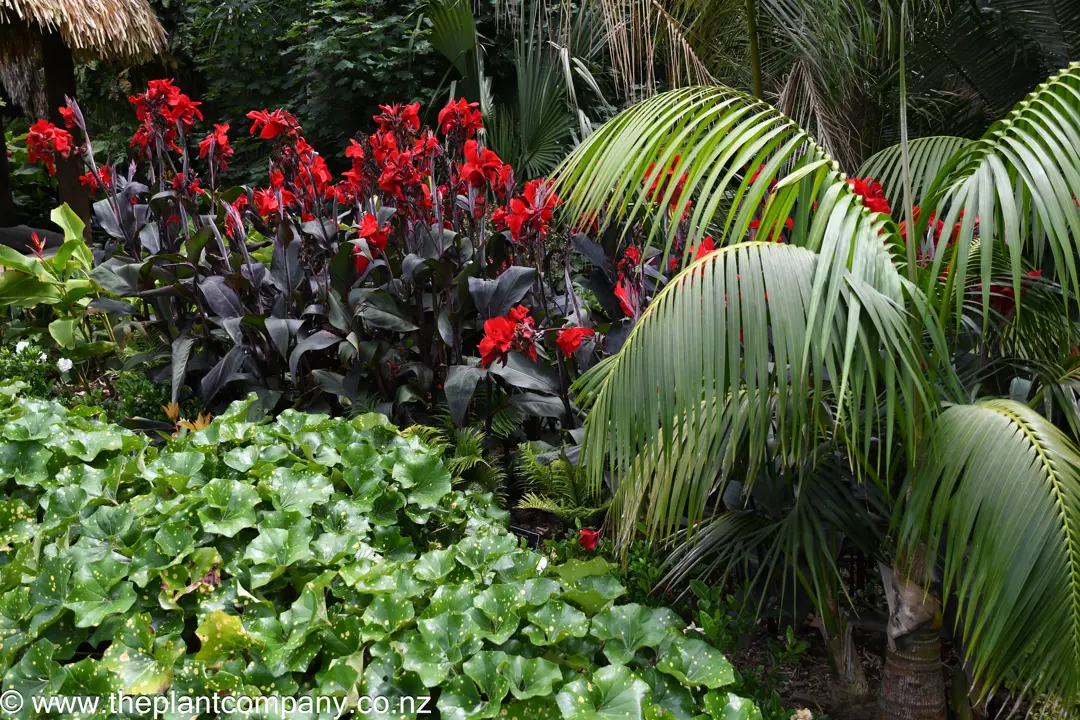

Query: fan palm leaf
(898, 399), (1080, 704)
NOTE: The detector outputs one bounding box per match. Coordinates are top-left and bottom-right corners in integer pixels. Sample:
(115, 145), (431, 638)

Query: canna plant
(553, 62), (1080, 717)
(15, 80), (625, 437)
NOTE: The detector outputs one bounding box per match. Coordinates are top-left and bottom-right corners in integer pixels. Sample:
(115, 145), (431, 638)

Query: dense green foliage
(0, 389), (755, 719)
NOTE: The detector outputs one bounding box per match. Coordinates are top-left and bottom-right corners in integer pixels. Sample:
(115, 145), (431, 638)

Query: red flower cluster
(479, 305), (536, 368)
(79, 166), (112, 192)
(129, 79), (203, 154)
(437, 98), (483, 139)
(556, 326), (595, 357)
(199, 123), (234, 172)
(374, 103), (421, 134)
(247, 112), (332, 221)
(246, 109), (302, 142)
(847, 177), (891, 215)
(644, 155), (688, 210)
(26, 119), (73, 176)
(353, 213), (390, 274)
(493, 180), (559, 244)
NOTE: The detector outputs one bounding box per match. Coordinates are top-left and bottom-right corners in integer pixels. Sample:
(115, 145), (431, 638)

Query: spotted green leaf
(556, 665), (652, 720)
(656, 636), (735, 689)
(523, 601), (589, 646)
(590, 604), (685, 664)
(503, 656), (562, 700)
(195, 610), (260, 664)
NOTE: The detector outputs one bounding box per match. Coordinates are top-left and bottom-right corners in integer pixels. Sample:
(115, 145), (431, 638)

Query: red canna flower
(253, 188), (280, 217)
(644, 154), (688, 210)
(579, 528), (600, 550)
(480, 315), (516, 368)
(461, 140), (504, 188)
(358, 213), (389, 252)
(79, 166), (112, 192)
(494, 179), (559, 244)
(246, 108), (302, 141)
(437, 98), (484, 139)
(58, 105), (77, 129)
(847, 177), (891, 215)
(198, 123), (233, 172)
(373, 103), (421, 134)
(557, 326), (595, 357)
(614, 275), (638, 317)
(26, 119), (73, 175)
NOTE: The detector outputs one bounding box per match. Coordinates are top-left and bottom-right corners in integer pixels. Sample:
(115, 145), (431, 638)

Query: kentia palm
(552, 65), (1080, 718)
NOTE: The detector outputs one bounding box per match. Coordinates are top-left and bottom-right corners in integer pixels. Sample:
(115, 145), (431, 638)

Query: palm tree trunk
(41, 29), (90, 239)
(817, 604), (871, 707)
(877, 562), (946, 720)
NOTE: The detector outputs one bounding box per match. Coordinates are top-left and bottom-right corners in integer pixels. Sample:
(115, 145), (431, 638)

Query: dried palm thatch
(0, 55), (46, 117)
(0, 0), (167, 64)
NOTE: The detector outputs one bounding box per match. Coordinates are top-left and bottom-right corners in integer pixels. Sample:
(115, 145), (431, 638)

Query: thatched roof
(0, 0), (167, 64)
(0, 56), (46, 117)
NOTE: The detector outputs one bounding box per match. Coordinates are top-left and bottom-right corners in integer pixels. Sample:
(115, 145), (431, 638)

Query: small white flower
(536, 556), (549, 574)
(14, 341), (29, 353)
(793, 708), (814, 720)
(38, 352), (47, 363)
(57, 358), (73, 373)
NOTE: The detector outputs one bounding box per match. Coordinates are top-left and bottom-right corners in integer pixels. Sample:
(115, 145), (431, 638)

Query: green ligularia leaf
(0, 499), (35, 546)
(703, 692), (764, 720)
(557, 665), (652, 720)
(64, 558), (137, 628)
(523, 601), (590, 646)
(414, 547), (457, 581)
(402, 612), (482, 687)
(551, 557), (618, 582)
(4, 642), (64, 720)
(264, 466), (334, 513)
(656, 636), (736, 689)
(562, 574), (627, 614)
(195, 610), (260, 664)
(463, 650), (511, 704)
(362, 593), (415, 641)
(393, 451), (452, 509)
(590, 604), (685, 664)
(503, 655), (562, 700)
(199, 478), (260, 537)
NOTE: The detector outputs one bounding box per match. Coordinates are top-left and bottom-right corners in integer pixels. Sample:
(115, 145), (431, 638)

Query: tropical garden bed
(4, 0), (1080, 718)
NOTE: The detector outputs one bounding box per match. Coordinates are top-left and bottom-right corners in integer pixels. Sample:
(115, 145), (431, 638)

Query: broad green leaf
(656, 636), (735, 689)
(195, 610), (260, 663)
(503, 655), (562, 700)
(2, 640), (65, 720)
(523, 601), (589, 646)
(556, 665), (652, 720)
(395, 452), (452, 509)
(199, 478), (260, 537)
(562, 575), (627, 614)
(264, 466), (334, 513)
(65, 559), (137, 628)
(48, 318), (78, 349)
(414, 547), (457, 582)
(590, 604), (685, 664)
(703, 692), (763, 720)
(362, 594), (415, 640)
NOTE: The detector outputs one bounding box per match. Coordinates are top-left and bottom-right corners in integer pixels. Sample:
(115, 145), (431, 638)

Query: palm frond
(916, 63), (1080, 321)
(898, 400), (1080, 704)
(574, 241), (938, 549)
(857, 135), (972, 210)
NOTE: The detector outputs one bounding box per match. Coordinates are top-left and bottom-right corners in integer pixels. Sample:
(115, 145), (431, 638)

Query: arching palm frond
(857, 135), (971, 210)
(573, 241), (937, 548)
(554, 84), (951, 548)
(899, 400), (1080, 705)
(916, 63), (1080, 320)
